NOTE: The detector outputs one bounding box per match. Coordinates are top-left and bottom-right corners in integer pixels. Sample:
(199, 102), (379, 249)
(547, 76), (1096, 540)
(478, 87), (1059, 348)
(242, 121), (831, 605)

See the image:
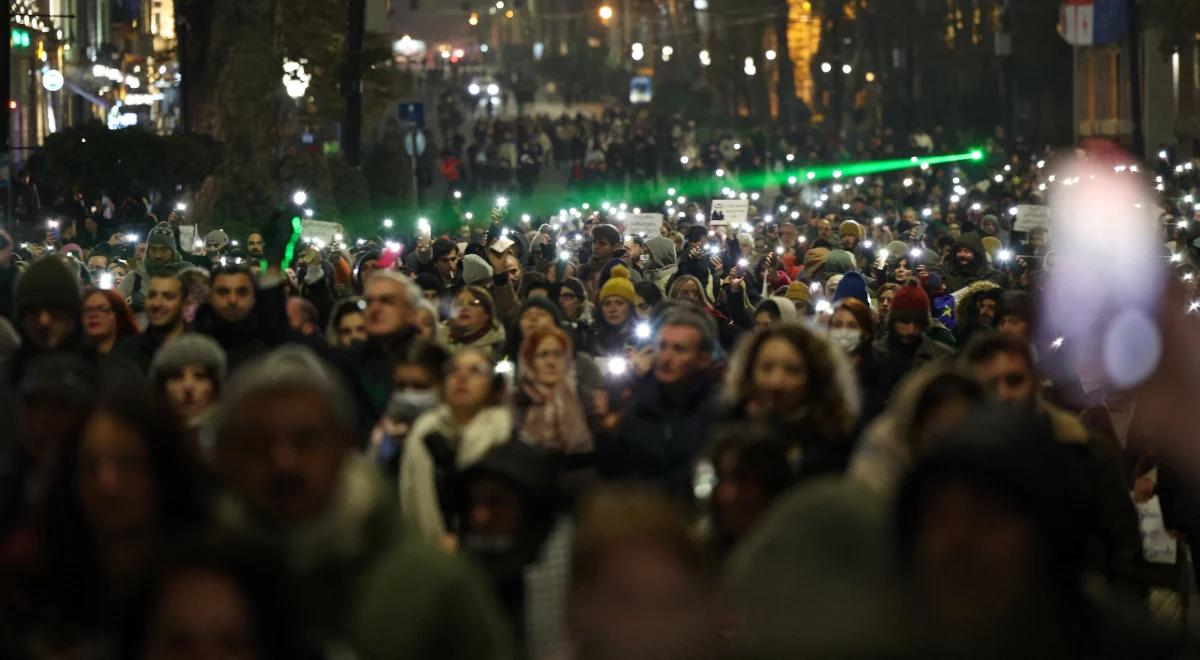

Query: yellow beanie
(598, 264), (637, 305)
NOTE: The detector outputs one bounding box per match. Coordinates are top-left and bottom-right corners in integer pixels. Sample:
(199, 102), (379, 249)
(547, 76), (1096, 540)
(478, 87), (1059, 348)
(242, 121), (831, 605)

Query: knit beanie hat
(462, 253), (494, 285)
(785, 281), (812, 305)
(592, 223), (621, 245)
(598, 264), (637, 306)
(825, 249), (857, 275)
(204, 229), (230, 249)
(832, 271), (870, 306)
(886, 241), (909, 258)
(839, 220), (865, 240)
(148, 222), (177, 250)
(803, 247), (830, 277)
(518, 296), (566, 327)
(14, 255), (82, 316)
(149, 333), (228, 386)
(889, 281), (931, 325)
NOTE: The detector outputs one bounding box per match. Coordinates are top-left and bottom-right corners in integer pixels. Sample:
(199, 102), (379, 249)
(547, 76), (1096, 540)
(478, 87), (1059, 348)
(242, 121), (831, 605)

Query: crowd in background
(1, 118), (1199, 660)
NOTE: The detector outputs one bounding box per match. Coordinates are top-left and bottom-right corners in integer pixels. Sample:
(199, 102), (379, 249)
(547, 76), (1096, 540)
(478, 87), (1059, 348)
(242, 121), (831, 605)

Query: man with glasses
(345, 270), (423, 427)
(961, 332), (1145, 600)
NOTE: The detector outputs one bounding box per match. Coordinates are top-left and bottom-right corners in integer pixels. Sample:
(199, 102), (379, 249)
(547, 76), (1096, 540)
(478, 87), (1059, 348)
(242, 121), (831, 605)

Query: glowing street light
(598, 4), (613, 21)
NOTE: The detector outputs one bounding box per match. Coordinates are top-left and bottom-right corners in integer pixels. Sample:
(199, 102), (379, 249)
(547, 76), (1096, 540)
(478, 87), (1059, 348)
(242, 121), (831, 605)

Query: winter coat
(214, 456), (513, 659)
(643, 236), (678, 292)
(597, 373), (720, 501)
(399, 406), (515, 544)
(874, 332), (954, 397)
(942, 232), (1004, 292)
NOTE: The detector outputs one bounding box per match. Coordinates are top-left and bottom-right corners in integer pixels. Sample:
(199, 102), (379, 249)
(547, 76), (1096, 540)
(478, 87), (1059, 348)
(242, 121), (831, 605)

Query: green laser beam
(394, 148), (986, 236)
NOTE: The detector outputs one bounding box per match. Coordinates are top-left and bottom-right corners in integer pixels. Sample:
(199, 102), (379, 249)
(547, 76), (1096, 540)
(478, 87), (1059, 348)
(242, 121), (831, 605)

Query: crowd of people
(1, 122), (1199, 660)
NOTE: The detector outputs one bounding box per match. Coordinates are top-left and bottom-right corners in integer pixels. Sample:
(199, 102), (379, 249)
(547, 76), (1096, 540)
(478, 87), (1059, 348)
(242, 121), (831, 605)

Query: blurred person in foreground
(961, 333), (1146, 602)
(211, 345), (511, 658)
(568, 487), (721, 660)
(897, 406), (1177, 660)
(718, 323), (860, 479)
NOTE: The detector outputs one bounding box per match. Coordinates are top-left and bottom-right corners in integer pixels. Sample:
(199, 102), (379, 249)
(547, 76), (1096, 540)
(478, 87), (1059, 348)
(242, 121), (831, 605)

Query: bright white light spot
(292, 190), (308, 206)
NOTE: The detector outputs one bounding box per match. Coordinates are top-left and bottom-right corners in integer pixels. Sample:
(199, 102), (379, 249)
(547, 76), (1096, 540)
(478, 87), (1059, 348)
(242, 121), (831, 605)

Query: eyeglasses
(460, 298), (484, 308)
(83, 305), (114, 316)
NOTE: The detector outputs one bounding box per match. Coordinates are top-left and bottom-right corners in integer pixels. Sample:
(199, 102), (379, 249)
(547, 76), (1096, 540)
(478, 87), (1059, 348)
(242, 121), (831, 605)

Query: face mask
(386, 388), (439, 422)
(828, 327), (861, 353)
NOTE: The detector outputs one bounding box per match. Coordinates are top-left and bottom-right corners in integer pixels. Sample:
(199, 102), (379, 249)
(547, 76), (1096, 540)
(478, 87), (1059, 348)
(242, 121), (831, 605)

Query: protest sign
(1013, 204), (1051, 233)
(301, 220), (343, 246)
(709, 199), (749, 227)
(624, 213), (663, 237)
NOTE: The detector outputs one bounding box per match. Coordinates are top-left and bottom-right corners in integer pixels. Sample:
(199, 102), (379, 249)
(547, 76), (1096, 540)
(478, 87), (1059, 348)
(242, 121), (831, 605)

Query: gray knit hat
(14, 254), (82, 315)
(461, 253), (493, 285)
(204, 229), (230, 250)
(147, 222), (176, 250)
(149, 333), (228, 386)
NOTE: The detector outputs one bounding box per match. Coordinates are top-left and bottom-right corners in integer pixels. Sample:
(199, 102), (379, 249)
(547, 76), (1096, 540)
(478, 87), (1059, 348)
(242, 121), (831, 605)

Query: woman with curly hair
(717, 323), (861, 479)
(82, 288), (139, 353)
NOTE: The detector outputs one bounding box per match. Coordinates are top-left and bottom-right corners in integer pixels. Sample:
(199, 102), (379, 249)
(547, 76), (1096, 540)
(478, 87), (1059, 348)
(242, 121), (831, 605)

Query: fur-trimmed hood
(953, 280), (1002, 329)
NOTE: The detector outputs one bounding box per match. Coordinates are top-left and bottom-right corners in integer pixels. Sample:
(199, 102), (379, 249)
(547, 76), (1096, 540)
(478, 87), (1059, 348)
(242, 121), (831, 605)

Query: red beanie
(890, 281), (931, 318)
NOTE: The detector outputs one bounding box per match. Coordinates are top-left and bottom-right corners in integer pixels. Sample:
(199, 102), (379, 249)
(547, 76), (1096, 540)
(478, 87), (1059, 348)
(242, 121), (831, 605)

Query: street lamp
(598, 4), (613, 21)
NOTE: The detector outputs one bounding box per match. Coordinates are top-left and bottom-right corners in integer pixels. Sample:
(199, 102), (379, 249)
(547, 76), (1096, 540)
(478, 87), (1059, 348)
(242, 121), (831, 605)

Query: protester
(876, 280), (954, 394)
(719, 323), (860, 478)
(586, 265), (637, 355)
(596, 307), (721, 500)
(515, 325), (594, 455)
(327, 296), (367, 348)
(82, 288), (139, 353)
(455, 441), (572, 659)
(849, 364), (988, 494)
(960, 333), (1146, 599)
(399, 348), (513, 545)
(828, 297), (887, 420)
(149, 333), (227, 440)
(35, 394), (205, 652)
(439, 285), (507, 360)
(212, 346), (511, 656)
(568, 487), (720, 660)
(897, 406), (1178, 660)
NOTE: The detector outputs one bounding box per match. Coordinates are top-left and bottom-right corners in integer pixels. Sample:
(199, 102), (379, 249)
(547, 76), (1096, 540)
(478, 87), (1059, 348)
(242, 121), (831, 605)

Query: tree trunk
(181, 0), (283, 229)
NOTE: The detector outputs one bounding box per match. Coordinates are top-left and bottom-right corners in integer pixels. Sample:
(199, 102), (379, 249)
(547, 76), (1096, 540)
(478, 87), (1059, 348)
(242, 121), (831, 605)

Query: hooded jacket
(953, 280), (1003, 345)
(643, 236), (678, 291)
(943, 232), (1003, 292)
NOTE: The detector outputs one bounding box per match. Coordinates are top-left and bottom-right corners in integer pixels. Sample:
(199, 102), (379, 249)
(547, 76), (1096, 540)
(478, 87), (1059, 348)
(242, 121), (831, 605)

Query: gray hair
(366, 269), (422, 310)
(212, 345), (356, 439)
(659, 307), (717, 356)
